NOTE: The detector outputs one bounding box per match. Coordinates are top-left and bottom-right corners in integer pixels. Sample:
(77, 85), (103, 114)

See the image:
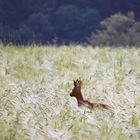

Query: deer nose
(70, 93), (73, 96)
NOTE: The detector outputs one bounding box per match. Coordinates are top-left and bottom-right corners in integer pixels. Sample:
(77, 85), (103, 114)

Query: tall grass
(0, 44), (140, 140)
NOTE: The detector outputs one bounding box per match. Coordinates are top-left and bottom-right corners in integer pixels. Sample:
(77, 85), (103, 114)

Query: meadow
(0, 44), (140, 140)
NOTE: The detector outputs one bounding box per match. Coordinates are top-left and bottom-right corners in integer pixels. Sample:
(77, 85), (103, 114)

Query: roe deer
(70, 79), (110, 109)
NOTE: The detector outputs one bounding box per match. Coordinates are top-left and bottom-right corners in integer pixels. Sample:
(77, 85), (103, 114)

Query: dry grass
(0, 44), (140, 140)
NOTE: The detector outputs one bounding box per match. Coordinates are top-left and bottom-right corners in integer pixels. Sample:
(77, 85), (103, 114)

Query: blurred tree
(52, 5), (83, 42)
(82, 9), (101, 35)
(26, 13), (54, 44)
(109, 0), (133, 13)
(101, 12), (135, 33)
(88, 12), (140, 47)
(0, 0), (140, 45)
(14, 25), (32, 44)
(132, 0), (140, 19)
(90, 0), (111, 17)
(0, 0), (33, 28)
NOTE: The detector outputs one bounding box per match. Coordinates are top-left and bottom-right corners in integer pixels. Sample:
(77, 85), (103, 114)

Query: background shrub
(88, 12), (140, 47)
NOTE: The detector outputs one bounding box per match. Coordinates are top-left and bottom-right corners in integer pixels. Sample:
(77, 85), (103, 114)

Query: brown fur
(70, 79), (110, 109)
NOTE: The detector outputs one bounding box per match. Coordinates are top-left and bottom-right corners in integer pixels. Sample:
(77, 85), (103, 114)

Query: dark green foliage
(88, 12), (140, 47)
(82, 9), (101, 34)
(26, 13), (54, 43)
(0, 0), (140, 45)
(52, 5), (83, 42)
(0, 24), (32, 44)
(0, 0), (33, 28)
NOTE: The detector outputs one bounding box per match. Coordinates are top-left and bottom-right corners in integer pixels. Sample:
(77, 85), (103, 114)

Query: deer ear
(79, 80), (82, 86)
(73, 80), (76, 86)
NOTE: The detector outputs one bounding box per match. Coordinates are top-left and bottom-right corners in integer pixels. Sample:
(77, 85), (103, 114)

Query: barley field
(0, 44), (140, 140)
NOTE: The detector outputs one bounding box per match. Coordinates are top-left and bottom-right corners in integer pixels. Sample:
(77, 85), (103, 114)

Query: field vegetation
(0, 44), (140, 140)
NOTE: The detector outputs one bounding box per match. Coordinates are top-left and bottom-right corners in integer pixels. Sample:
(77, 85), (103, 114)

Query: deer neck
(75, 90), (84, 106)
